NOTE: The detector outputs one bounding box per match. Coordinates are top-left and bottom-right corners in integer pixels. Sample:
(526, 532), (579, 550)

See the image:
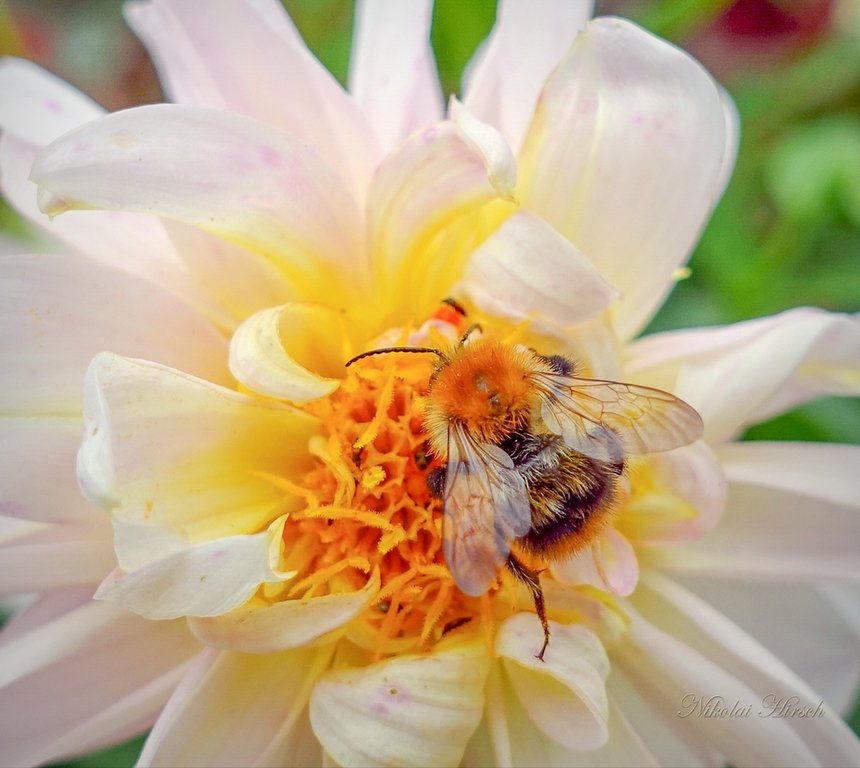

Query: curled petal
(349, 0), (443, 153)
(77, 354), (318, 564)
(188, 569), (380, 653)
(460, 210), (619, 327)
(368, 119), (516, 322)
(518, 17), (730, 340)
(94, 519), (295, 620)
(310, 633), (489, 767)
(463, 0), (592, 155)
(31, 104), (366, 307)
(125, 0), (379, 198)
(229, 303), (345, 402)
(449, 98), (517, 201)
(551, 528), (639, 597)
(497, 613), (610, 750)
(626, 308), (860, 444)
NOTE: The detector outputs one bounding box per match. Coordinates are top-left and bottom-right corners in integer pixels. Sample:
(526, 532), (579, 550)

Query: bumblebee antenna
(344, 346), (444, 368)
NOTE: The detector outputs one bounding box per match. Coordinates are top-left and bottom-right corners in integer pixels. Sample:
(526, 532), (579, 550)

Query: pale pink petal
(626, 308), (860, 444)
(620, 441), (726, 545)
(0, 253), (229, 416)
(310, 633), (489, 767)
(0, 586), (93, 642)
(463, 0), (592, 155)
(0, 57), (102, 146)
(676, 578), (860, 717)
(0, 522), (115, 594)
(368, 119), (516, 324)
(614, 604), (820, 767)
(497, 613), (609, 750)
(0, 417), (102, 525)
(0, 613), (197, 767)
(229, 303), (345, 403)
(31, 105), (366, 307)
(0, 62), (194, 292)
(648, 441), (860, 580)
(349, 0), (443, 153)
(188, 570), (379, 653)
(459, 210), (619, 327)
(551, 528), (639, 597)
(125, 0), (379, 199)
(634, 572), (860, 767)
(139, 644), (330, 768)
(518, 17), (730, 340)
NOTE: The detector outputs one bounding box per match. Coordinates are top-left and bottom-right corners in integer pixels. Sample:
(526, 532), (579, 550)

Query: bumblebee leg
(506, 554), (550, 661)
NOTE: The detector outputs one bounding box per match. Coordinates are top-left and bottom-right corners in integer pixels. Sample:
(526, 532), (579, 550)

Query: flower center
(272, 348), (488, 657)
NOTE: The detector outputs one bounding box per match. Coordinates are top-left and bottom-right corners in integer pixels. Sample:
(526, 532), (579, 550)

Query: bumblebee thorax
(428, 340), (534, 443)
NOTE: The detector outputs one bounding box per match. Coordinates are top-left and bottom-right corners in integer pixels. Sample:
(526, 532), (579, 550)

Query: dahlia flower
(1, 1), (858, 766)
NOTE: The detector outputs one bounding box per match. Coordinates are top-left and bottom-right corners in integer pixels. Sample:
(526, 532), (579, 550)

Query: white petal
(188, 569), (380, 653)
(518, 17), (730, 340)
(463, 0), (592, 155)
(0, 522), (115, 594)
(94, 522), (294, 620)
(31, 104), (366, 306)
(677, 578), (860, 716)
(229, 303), (344, 402)
(0, 417), (102, 525)
(0, 57), (102, 146)
(634, 572), (860, 767)
(349, 0), (443, 153)
(717, 440), (858, 507)
(0, 253), (230, 415)
(125, 0), (379, 199)
(459, 210), (619, 327)
(368, 119), (516, 322)
(613, 604), (820, 767)
(310, 633), (489, 767)
(497, 613), (610, 750)
(626, 308), (860, 444)
(648, 441), (860, 580)
(0, 612), (197, 768)
(138, 644), (330, 768)
(77, 354), (318, 560)
(607, 666), (725, 767)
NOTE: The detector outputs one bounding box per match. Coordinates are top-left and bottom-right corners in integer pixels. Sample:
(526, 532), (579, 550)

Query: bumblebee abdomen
(509, 435), (622, 562)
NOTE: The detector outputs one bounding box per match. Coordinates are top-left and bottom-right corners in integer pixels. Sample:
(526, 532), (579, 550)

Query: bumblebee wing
(535, 372), (703, 459)
(442, 424), (531, 597)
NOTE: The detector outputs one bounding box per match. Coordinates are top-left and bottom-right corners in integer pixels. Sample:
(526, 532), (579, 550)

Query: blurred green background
(0, 0), (858, 764)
